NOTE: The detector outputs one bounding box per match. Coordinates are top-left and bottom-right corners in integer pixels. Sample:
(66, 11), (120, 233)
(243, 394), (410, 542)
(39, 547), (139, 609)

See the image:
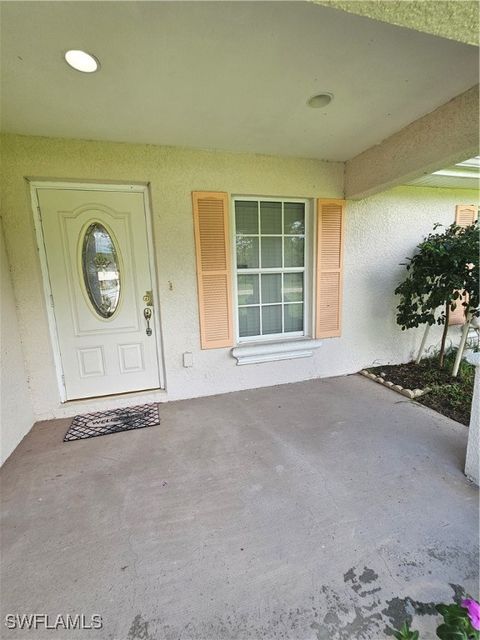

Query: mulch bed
(368, 355), (474, 426)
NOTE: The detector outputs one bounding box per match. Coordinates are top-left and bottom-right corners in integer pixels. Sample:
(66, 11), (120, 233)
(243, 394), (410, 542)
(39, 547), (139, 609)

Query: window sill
(231, 338), (322, 366)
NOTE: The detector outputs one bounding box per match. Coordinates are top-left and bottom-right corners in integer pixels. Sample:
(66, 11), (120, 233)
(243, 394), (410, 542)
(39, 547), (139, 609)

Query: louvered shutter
(449, 291), (469, 326)
(192, 192), (234, 349)
(455, 205), (478, 227)
(449, 205), (478, 325)
(316, 199), (345, 338)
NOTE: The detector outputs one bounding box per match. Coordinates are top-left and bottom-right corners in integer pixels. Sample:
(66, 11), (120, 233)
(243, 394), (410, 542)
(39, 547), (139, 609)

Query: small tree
(395, 222), (479, 368)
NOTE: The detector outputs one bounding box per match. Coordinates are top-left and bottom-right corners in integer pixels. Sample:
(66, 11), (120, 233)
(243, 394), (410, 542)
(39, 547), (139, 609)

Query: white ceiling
(1, 1), (478, 161)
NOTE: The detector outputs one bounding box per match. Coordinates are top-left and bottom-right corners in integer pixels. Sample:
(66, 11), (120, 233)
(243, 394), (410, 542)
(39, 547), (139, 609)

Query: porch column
(465, 352), (480, 486)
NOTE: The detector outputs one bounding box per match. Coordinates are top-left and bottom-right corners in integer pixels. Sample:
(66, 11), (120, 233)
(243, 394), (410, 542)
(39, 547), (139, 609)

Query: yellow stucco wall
(1, 133), (343, 418)
(2, 133), (477, 433)
(0, 219), (35, 464)
(312, 0), (480, 46)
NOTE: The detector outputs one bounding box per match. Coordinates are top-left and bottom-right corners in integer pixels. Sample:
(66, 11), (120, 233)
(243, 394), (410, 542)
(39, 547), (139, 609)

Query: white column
(465, 352), (480, 485)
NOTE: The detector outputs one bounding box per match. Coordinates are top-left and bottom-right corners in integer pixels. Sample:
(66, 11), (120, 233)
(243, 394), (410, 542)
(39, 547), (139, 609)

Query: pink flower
(461, 598), (480, 631)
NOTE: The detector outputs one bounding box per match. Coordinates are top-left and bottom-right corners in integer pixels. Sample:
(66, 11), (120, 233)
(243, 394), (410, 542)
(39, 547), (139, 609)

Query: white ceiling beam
(345, 84), (479, 200)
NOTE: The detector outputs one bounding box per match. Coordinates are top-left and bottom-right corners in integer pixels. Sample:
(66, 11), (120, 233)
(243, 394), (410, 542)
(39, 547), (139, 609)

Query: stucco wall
(1, 133), (477, 424)
(312, 0), (480, 46)
(0, 217), (35, 464)
(341, 186), (478, 373)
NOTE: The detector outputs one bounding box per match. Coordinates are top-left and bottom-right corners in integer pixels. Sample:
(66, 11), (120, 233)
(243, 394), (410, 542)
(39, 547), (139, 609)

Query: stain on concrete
(427, 547), (448, 562)
(359, 586), (382, 597)
(311, 620), (331, 640)
(382, 584), (467, 635)
(343, 566), (380, 597)
(119, 576), (474, 640)
(310, 581), (385, 639)
(341, 607), (383, 639)
(323, 610), (340, 626)
(311, 603), (384, 640)
(115, 550), (478, 640)
(343, 568), (355, 583)
(426, 545), (479, 581)
(382, 596), (436, 633)
(401, 560), (418, 568)
(359, 567), (379, 584)
(449, 583), (467, 604)
(127, 614), (155, 640)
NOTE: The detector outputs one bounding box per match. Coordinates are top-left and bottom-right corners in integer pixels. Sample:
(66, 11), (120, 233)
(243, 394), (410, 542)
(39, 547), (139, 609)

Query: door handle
(143, 308), (153, 336)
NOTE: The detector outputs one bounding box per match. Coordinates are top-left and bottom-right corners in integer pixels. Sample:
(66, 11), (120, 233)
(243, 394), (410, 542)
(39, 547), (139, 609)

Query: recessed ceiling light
(307, 93), (334, 108)
(64, 50), (99, 73)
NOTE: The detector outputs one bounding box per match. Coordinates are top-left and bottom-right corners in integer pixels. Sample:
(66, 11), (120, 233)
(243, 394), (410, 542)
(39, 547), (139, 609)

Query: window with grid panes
(234, 198), (308, 340)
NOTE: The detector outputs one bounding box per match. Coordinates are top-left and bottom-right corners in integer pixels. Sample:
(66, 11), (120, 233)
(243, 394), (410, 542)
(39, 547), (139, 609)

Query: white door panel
(37, 188), (162, 400)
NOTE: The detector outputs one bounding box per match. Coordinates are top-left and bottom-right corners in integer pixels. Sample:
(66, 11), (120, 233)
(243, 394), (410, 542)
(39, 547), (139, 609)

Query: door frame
(29, 180), (165, 402)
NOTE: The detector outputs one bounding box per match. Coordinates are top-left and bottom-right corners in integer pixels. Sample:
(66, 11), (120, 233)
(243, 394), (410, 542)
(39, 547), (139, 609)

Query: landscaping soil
(368, 357), (474, 426)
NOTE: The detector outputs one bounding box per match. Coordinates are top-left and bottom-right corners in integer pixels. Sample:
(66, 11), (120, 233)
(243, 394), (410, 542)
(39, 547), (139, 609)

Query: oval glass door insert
(82, 223), (121, 318)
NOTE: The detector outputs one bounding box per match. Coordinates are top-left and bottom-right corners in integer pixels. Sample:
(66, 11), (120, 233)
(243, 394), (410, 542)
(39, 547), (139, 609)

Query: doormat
(64, 403), (160, 442)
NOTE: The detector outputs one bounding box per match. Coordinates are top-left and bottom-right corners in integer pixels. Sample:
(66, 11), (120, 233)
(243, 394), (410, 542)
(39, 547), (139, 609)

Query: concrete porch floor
(1, 374), (478, 640)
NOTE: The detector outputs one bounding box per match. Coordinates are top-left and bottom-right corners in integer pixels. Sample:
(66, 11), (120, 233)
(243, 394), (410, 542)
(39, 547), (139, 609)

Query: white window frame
(231, 195), (313, 344)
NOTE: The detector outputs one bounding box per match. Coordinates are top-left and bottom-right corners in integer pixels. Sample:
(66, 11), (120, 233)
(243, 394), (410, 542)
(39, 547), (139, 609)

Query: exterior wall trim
(231, 338), (322, 365)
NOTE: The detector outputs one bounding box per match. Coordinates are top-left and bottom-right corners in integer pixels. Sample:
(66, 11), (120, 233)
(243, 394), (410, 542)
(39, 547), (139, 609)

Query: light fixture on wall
(307, 92), (334, 108)
(64, 50), (100, 73)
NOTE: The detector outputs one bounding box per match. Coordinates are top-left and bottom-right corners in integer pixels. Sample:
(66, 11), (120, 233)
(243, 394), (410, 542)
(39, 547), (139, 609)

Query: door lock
(143, 307), (153, 336)
(143, 290), (154, 306)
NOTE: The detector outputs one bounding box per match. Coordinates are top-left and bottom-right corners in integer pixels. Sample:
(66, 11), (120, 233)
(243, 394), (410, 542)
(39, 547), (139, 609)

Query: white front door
(36, 186), (163, 400)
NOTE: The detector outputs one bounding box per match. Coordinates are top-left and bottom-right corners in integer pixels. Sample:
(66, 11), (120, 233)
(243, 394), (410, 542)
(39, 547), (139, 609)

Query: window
(81, 222), (121, 319)
(233, 197), (310, 341)
(192, 192), (344, 351)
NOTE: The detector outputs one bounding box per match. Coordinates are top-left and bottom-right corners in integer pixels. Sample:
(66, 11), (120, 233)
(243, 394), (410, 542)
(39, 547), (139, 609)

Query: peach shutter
(192, 192), (234, 349)
(449, 292), (469, 326)
(315, 199), (345, 338)
(455, 204), (478, 227)
(449, 205), (477, 325)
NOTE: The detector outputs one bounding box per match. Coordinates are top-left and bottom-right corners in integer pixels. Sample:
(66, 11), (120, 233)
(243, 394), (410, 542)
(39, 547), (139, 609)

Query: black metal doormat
(64, 404), (160, 442)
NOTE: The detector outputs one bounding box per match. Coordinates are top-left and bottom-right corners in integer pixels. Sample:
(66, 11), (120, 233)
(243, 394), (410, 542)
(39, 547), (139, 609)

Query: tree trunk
(439, 302), (450, 368)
